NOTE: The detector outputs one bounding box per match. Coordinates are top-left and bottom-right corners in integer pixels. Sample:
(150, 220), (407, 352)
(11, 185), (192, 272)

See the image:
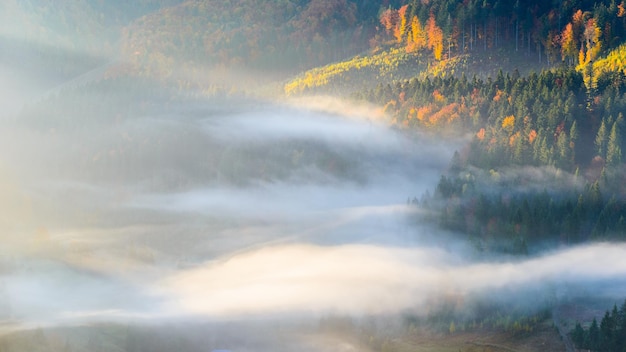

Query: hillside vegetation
(12, 1), (626, 252)
(285, 0), (626, 95)
(0, 0), (184, 84)
(119, 0), (382, 76)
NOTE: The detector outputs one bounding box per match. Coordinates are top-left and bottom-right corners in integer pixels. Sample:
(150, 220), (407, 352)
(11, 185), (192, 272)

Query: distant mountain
(0, 0), (189, 100)
(119, 0), (379, 76)
(111, 0), (626, 93)
(0, 0), (184, 54)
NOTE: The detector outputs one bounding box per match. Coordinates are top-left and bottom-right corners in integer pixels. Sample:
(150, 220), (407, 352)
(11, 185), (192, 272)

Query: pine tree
(600, 310), (614, 351)
(557, 131), (571, 169)
(570, 120), (579, 165)
(606, 120), (622, 166)
(596, 119), (609, 158)
(588, 318), (601, 350)
(572, 322), (585, 346)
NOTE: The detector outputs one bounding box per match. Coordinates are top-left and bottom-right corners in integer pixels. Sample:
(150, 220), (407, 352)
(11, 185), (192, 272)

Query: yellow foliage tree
(583, 18), (602, 64)
(579, 44), (586, 67)
(407, 15), (426, 53)
(449, 321), (456, 334)
(394, 5), (409, 43)
(502, 115), (515, 132)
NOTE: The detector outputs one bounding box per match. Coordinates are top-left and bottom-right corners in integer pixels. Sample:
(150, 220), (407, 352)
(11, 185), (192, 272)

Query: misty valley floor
(1, 99), (625, 352)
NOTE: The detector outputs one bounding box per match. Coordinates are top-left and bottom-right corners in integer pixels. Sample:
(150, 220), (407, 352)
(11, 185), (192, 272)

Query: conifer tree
(588, 318), (600, 351)
(607, 120), (622, 166)
(596, 119), (609, 158)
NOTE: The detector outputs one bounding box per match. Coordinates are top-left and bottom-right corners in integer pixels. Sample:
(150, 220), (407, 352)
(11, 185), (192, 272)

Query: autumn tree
(380, 7), (399, 39)
(572, 9), (585, 43)
(394, 5), (409, 43)
(561, 23), (577, 65)
(545, 30), (562, 65)
(407, 15), (426, 53)
(426, 13), (444, 60)
(583, 18), (603, 64)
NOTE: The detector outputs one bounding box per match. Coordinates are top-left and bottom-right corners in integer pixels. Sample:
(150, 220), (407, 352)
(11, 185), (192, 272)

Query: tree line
(359, 65), (626, 174)
(571, 299), (626, 352)
(426, 175), (626, 252)
(364, 43), (626, 251)
(377, 0), (626, 65)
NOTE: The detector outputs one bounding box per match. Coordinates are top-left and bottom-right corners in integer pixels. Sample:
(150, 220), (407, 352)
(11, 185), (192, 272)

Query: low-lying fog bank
(0, 98), (623, 351)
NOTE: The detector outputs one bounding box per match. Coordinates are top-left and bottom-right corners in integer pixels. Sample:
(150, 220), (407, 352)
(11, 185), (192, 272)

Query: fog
(0, 98), (452, 324)
(160, 242), (626, 317)
(0, 91), (625, 350)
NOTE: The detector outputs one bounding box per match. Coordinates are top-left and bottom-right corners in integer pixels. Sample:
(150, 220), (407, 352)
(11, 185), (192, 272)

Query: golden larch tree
(502, 115), (515, 132)
(394, 5), (409, 43)
(407, 15), (426, 53)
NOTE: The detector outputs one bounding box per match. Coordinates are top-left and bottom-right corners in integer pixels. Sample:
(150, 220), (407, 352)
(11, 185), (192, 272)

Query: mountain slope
(119, 0), (374, 77)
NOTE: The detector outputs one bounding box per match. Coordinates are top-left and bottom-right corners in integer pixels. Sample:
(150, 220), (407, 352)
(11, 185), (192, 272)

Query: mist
(159, 242), (626, 317)
(0, 97), (449, 321)
(0, 92), (622, 350)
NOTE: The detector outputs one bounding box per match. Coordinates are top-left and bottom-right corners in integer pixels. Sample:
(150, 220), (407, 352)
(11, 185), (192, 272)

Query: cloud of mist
(0, 98), (455, 327)
(464, 164), (586, 195)
(0, 92), (622, 347)
(158, 242), (626, 318)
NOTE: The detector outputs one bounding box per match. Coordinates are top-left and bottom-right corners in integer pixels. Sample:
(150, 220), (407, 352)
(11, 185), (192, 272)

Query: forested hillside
(119, 0), (626, 75)
(11, 0), (626, 251)
(119, 0), (386, 76)
(356, 47), (626, 251)
(0, 0), (184, 84)
(5, 0), (625, 90)
(0, 0), (184, 50)
(571, 299), (626, 351)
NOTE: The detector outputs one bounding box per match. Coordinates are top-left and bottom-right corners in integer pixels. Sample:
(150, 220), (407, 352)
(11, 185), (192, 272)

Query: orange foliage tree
(426, 13), (444, 60)
(561, 23), (576, 65)
(380, 8), (399, 37)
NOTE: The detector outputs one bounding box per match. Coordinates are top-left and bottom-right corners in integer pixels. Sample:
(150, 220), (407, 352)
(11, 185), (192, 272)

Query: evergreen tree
(569, 120), (579, 164)
(600, 310), (614, 351)
(572, 322), (586, 347)
(557, 131), (571, 169)
(606, 120), (622, 166)
(588, 318), (601, 351)
(596, 119), (609, 158)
